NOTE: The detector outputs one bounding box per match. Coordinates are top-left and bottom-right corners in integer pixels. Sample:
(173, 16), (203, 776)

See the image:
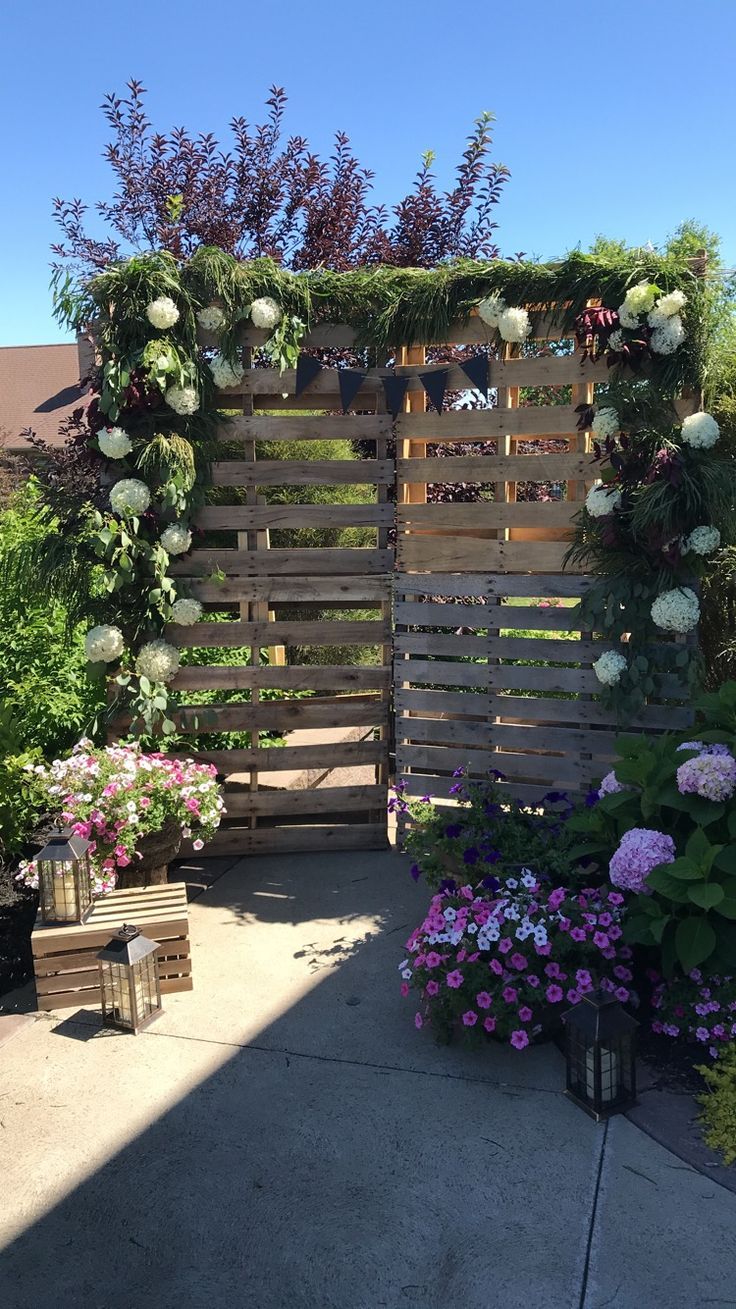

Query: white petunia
(98, 426), (133, 459)
(498, 306), (532, 343)
(650, 587), (700, 634)
(197, 305), (225, 332)
(585, 483), (622, 518)
(209, 352), (245, 389)
(135, 640), (181, 684)
(250, 297), (282, 331)
(650, 315), (685, 355)
(683, 525), (721, 556)
(591, 407), (620, 440)
(84, 624), (124, 663)
(146, 296), (180, 330)
(477, 293), (506, 328)
(171, 598), (203, 626)
(160, 523), (193, 556)
(109, 478), (150, 516)
(593, 650), (628, 687)
(680, 411), (720, 450)
(166, 385), (199, 416)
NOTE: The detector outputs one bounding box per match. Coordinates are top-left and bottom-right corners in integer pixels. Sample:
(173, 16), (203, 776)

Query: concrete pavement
(1, 848), (734, 1308)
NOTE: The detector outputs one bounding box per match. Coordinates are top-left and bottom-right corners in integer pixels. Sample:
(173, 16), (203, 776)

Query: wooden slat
(223, 785), (386, 817)
(395, 600), (489, 628)
(225, 414), (392, 440)
(195, 504), (390, 530)
(165, 699), (386, 733)
(172, 664), (390, 692)
(394, 632), (488, 658)
(394, 686), (691, 729)
(398, 454), (592, 483)
(398, 659), (488, 689)
(167, 619), (389, 648)
(398, 502), (575, 528)
(181, 740), (384, 774)
(394, 573), (489, 598)
(395, 715), (618, 755)
(170, 549), (393, 576)
(196, 823), (388, 854)
(180, 575), (390, 603)
(211, 459), (394, 486)
(398, 743), (586, 786)
(397, 536), (574, 573)
(395, 406), (580, 440)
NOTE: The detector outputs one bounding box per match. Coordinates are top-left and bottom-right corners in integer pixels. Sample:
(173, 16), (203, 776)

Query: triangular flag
(294, 354), (324, 398)
(419, 368), (450, 415)
(459, 354), (489, 399)
(338, 368), (368, 414)
(382, 373), (410, 419)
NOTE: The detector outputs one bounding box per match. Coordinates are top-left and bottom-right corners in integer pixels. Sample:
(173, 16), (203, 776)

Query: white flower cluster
(135, 640), (180, 683)
(616, 282), (686, 355)
(585, 483), (621, 517)
(680, 411), (720, 450)
(84, 624), (124, 663)
(250, 297), (282, 331)
(209, 352), (245, 389)
(109, 478), (151, 517)
(146, 296), (180, 330)
(591, 407), (620, 440)
(477, 294), (531, 342)
(683, 525), (720, 556)
(593, 650), (628, 686)
(160, 523), (192, 556)
(171, 598), (202, 626)
(650, 586), (700, 633)
(197, 305), (225, 332)
(98, 426), (132, 460)
(166, 385), (199, 416)
(477, 293), (505, 327)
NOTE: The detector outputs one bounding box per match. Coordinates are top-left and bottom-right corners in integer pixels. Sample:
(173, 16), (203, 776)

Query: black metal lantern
(96, 924), (162, 1034)
(35, 831), (93, 925)
(562, 989), (638, 1121)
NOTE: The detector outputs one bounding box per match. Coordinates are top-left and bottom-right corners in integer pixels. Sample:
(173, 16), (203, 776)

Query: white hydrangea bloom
(209, 352), (245, 389)
(684, 525), (721, 556)
(477, 293), (506, 327)
(591, 407), (620, 440)
(608, 329), (625, 351)
(160, 523), (192, 556)
(98, 426), (133, 459)
(109, 478), (151, 516)
(250, 297), (282, 330)
(680, 411), (720, 450)
(197, 305), (225, 332)
(146, 296), (180, 330)
(650, 314), (685, 355)
(622, 281), (658, 318)
(84, 624), (124, 663)
(654, 289), (686, 319)
(585, 483), (622, 518)
(136, 640), (181, 683)
(166, 385), (199, 416)
(171, 598), (203, 626)
(646, 309), (670, 332)
(617, 304), (641, 330)
(593, 650), (628, 686)
(498, 306), (532, 343)
(651, 587), (700, 634)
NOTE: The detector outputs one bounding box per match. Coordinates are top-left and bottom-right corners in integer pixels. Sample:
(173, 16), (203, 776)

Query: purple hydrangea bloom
(609, 828), (676, 893)
(598, 770), (627, 797)
(677, 750), (736, 802)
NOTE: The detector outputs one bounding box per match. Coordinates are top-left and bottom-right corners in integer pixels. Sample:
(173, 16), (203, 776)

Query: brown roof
(0, 344), (89, 450)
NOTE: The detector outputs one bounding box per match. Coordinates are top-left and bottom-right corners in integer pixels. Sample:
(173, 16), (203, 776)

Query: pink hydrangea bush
(16, 739), (224, 894)
(400, 874), (634, 1048)
(650, 970), (736, 1061)
(609, 828), (675, 893)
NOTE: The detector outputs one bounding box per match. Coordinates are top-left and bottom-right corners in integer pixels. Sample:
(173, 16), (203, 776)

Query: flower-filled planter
(400, 874), (634, 1048)
(16, 740), (224, 894)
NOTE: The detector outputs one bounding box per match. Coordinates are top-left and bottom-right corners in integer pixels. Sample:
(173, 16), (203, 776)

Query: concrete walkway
(1, 849), (734, 1309)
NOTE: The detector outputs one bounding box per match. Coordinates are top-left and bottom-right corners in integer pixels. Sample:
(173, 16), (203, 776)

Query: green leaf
(713, 845), (736, 874)
(674, 916), (716, 973)
(139, 675), (151, 697)
(663, 857), (701, 881)
(645, 867), (692, 901)
(687, 883), (724, 909)
(728, 811), (736, 840)
(650, 913), (671, 943)
(685, 827), (713, 864)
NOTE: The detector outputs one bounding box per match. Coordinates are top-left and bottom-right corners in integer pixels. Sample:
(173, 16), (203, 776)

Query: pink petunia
(425, 979), (439, 997)
(483, 1016), (496, 1033)
(569, 927), (586, 943)
(546, 985), (563, 1004)
(400, 982), (409, 997)
(476, 992), (492, 1010)
(510, 1029), (530, 1050)
(527, 974), (540, 988)
(498, 938), (513, 955)
(518, 1006), (533, 1022)
(566, 989), (581, 1004)
(446, 970), (464, 989)
(593, 932), (610, 950)
(510, 953), (528, 971)
(425, 952), (442, 969)
(489, 958), (504, 976)
(502, 986), (518, 1005)
(462, 1010), (478, 1026)
(414, 1013), (423, 1029)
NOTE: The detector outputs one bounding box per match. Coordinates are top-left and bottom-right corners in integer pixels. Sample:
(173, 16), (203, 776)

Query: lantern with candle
(96, 924), (162, 1033)
(35, 831), (93, 925)
(562, 988), (638, 1121)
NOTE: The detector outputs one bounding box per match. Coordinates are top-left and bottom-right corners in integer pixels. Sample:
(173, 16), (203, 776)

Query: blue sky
(1, 0), (735, 346)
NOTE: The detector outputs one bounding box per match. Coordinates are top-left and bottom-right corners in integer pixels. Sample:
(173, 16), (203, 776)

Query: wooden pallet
(31, 883), (192, 1012)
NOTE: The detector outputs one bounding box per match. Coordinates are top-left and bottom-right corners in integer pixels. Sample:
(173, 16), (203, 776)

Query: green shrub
(697, 1045), (736, 1166)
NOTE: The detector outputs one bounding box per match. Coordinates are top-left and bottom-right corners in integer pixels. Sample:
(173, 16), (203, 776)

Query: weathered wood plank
(211, 459), (395, 486)
(172, 664), (391, 692)
(394, 632), (488, 658)
(179, 575), (391, 603)
(397, 502), (576, 528)
(395, 406), (580, 440)
(397, 535), (574, 573)
(194, 504), (390, 530)
(398, 658), (488, 689)
(223, 785), (386, 817)
(395, 600), (489, 628)
(178, 740), (384, 774)
(194, 823), (389, 854)
(167, 619), (389, 648)
(166, 699), (387, 733)
(397, 743), (586, 785)
(395, 686), (691, 728)
(225, 415), (392, 441)
(170, 548), (393, 576)
(395, 715), (618, 755)
(398, 454), (593, 483)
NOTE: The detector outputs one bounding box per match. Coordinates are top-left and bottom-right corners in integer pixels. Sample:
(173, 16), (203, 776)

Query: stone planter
(115, 819), (183, 889)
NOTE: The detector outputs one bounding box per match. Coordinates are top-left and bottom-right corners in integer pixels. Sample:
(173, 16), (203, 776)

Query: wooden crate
(31, 882), (192, 1012)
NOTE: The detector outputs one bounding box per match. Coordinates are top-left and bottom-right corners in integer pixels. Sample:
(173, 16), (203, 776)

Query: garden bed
(0, 864), (37, 998)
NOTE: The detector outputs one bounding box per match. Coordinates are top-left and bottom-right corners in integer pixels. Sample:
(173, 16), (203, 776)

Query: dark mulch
(0, 864), (37, 999)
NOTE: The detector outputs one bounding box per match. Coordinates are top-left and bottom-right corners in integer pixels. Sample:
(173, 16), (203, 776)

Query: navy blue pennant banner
(294, 354), (324, 398)
(382, 373), (410, 419)
(338, 368), (368, 414)
(459, 353), (489, 400)
(419, 368), (450, 415)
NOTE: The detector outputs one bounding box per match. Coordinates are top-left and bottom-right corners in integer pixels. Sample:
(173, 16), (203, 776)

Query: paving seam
(578, 1119), (609, 1309)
